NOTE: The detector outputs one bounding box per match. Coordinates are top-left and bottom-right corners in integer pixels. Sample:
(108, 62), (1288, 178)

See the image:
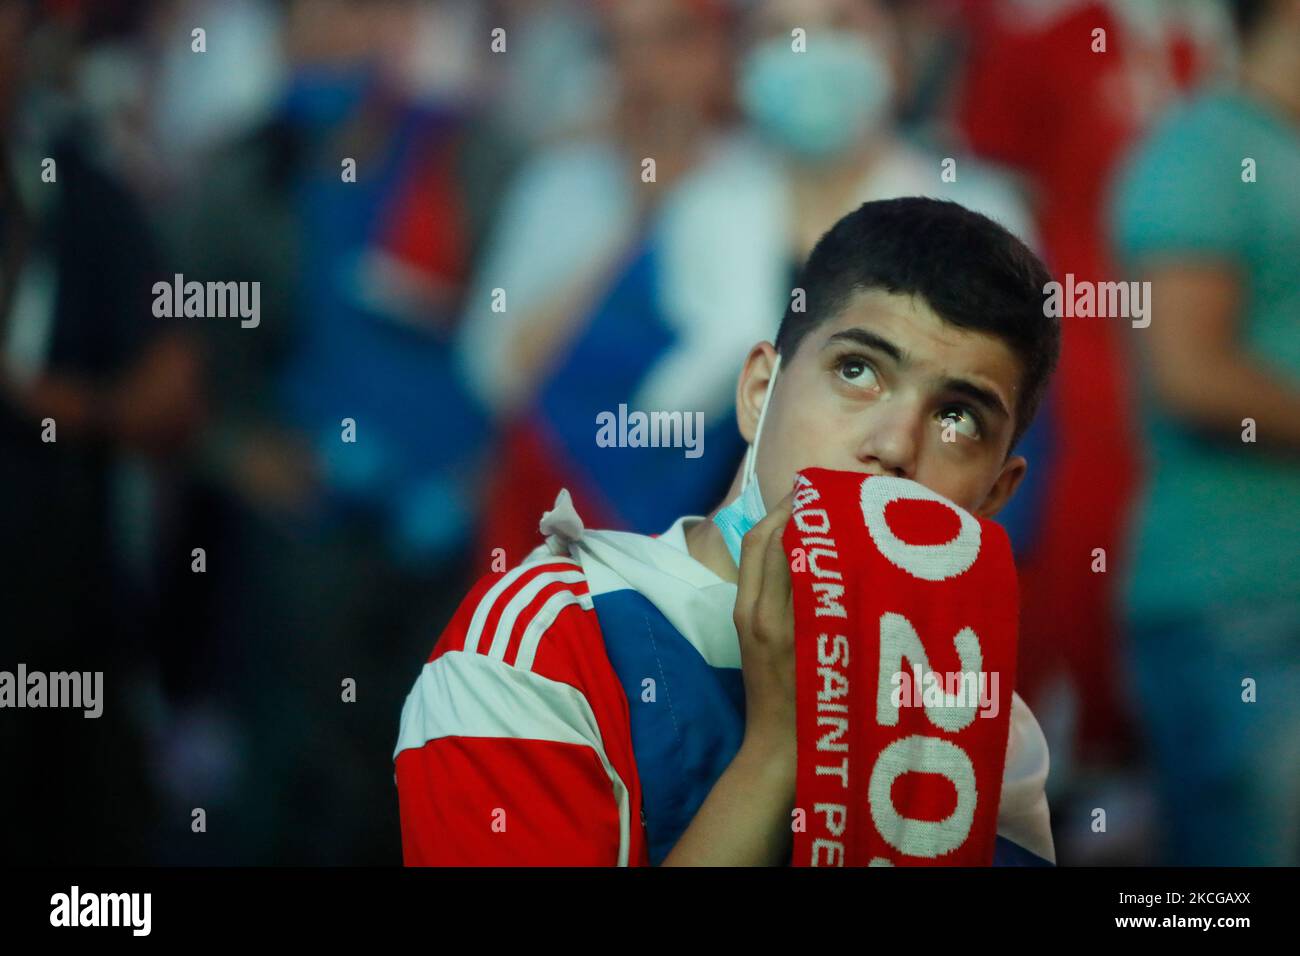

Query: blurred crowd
(1, 0), (1296, 866)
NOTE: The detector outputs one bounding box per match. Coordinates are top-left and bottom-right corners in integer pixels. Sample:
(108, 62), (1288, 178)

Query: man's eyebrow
(942, 377), (1012, 421)
(825, 327), (1013, 421)
(824, 328), (906, 363)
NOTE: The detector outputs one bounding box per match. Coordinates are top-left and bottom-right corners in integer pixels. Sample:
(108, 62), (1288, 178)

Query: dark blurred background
(1, 0), (1297, 866)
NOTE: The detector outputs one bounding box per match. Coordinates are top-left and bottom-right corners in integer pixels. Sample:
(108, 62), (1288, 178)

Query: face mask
(738, 33), (892, 162)
(713, 353), (782, 567)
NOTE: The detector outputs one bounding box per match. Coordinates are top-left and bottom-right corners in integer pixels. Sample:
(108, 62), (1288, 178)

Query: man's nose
(854, 399), (921, 479)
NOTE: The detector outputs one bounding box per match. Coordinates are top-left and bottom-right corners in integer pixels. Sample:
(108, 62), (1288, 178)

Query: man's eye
(837, 357), (879, 389)
(938, 407), (980, 439)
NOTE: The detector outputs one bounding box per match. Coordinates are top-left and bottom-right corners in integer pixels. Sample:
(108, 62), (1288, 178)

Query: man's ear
(735, 341), (778, 444)
(976, 454), (1027, 519)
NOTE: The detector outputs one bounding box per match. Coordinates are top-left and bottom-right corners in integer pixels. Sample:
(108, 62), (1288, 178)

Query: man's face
(747, 0), (885, 40)
(740, 289), (1028, 518)
(743, 0), (900, 81)
(606, 0), (728, 119)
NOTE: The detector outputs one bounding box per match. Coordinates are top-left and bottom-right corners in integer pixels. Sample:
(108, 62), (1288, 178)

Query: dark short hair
(775, 197), (1058, 451)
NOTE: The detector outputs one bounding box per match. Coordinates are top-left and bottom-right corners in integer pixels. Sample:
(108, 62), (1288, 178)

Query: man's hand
(661, 489), (798, 866)
(733, 490), (798, 769)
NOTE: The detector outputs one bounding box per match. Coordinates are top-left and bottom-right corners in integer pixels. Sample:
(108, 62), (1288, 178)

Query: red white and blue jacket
(394, 492), (1056, 865)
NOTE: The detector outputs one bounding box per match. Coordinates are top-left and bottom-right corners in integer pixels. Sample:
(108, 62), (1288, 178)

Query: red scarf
(785, 469), (1019, 866)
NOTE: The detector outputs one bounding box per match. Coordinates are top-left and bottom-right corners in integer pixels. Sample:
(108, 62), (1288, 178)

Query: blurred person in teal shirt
(1111, 0), (1300, 865)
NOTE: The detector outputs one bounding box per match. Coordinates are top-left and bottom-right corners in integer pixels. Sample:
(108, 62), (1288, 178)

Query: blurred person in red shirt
(952, 0), (1228, 810)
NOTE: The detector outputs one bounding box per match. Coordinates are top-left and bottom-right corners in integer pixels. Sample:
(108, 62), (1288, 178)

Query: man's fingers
(735, 512), (775, 632)
(755, 493), (795, 637)
(735, 490), (797, 621)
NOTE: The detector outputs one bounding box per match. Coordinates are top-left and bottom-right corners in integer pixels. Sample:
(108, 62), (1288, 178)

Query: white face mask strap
(742, 352), (781, 491)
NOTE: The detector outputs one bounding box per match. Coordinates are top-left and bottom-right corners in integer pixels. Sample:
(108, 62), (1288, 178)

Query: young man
(394, 197), (1060, 866)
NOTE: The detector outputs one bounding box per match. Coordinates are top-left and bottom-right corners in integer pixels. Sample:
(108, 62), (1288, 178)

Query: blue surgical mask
(738, 33), (892, 162)
(713, 353), (782, 566)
